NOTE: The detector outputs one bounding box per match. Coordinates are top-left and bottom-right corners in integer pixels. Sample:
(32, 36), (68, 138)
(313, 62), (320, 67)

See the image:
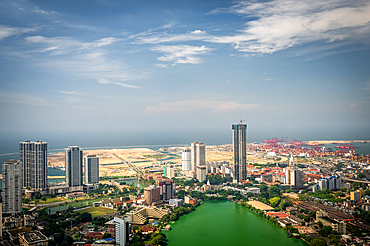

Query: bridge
(54, 162), (65, 170)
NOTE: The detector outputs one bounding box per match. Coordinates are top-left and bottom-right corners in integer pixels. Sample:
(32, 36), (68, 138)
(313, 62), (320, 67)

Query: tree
(316, 221), (323, 228)
(358, 173), (366, 179)
(279, 200), (292, 210)
(299, 193), (310, 201)
(309, 238), (327, 246)
(176, 190), (189, 199)
(34, 192), (42, 199)
(269, 185), (280, 194)
(103, 233), (112, 239)
(319, 225), (333, 237)
(151, 233), (166, 246)
(269, 197), (281, 207)
(64, 236), (74, 245)
(353, 182), (360, 190)
(260, 183), (268, 192)
(79, 212), (92, 222)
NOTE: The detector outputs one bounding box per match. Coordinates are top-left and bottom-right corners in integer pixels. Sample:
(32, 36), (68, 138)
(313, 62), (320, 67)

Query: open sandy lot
(247, 201), (274, 211)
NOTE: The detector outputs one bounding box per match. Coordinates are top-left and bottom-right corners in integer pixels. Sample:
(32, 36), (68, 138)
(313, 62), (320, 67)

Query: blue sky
(0, 0), (369, 150)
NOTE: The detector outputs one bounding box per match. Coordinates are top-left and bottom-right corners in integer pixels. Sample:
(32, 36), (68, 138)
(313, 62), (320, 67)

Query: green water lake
(164, 200), (308, 246)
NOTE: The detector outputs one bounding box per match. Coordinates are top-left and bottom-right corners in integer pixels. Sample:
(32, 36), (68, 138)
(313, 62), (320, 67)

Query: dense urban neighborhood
(1, 138), (370, 246)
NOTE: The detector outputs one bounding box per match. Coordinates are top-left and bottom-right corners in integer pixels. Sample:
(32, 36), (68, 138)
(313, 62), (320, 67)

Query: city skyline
(0, 0), (369, 149)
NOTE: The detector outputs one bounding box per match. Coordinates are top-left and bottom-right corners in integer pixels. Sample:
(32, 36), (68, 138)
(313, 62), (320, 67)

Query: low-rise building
(169, 198), (183, 207)
(18, 231), (48, 246)
(350, 190), (361, 201)
(316, 210), (346, 234)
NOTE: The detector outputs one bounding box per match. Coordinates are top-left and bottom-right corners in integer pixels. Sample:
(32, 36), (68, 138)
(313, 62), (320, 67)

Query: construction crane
(240, 119), (246, 125)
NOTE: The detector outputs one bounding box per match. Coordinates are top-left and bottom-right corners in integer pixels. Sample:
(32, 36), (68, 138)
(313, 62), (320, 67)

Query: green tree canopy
(309, 238), (327, 246)
(269, 197), (281, 207)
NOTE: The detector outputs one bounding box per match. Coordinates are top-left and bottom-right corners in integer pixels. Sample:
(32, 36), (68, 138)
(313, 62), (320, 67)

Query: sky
(0, 0), (370, 151)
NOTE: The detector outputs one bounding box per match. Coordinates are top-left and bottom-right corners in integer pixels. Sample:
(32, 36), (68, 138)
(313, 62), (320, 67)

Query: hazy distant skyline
(1, 0), (369, 149)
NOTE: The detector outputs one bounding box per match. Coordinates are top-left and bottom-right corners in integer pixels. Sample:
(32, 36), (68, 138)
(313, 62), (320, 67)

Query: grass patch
(36, 197), (68, 204)
(310, 190), (343, 203)
(75, 207), (116, 217)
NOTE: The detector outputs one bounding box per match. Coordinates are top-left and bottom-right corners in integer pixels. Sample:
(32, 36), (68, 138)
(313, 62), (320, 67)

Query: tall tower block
(191, 142), (206, 174)
(232, 121), (247, 183)
(2, 160), (22, 215)
(65, 146), (83, 188)
(20, 140), (47, 190)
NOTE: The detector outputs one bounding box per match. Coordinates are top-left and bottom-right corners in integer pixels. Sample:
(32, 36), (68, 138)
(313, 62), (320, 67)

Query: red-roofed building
(141, 225), (156, 234)
(114, 201), (123, 207)
(266, 212), (289, 219)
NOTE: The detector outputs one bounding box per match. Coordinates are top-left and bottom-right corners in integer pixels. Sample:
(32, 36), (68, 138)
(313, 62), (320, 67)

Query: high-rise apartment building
(158, 180), (174, 201)
(19, 140), (47, 190)
(232, 122), (247, 183)
(197, 165), (207, 182)
(114, 216), (130, 246)
(182, 148), (191, 171)
(84, 155), (99, 184)
(285, 155), (304, 190)
(290, 169), (304, 190)
(165, 166), (175, 178)
(0, 203), (3, 239)
(144, 186), (161, 205)
(191, 142), (205, 174)
(2, 160), (22, 215)
(65, 146), (83, 188)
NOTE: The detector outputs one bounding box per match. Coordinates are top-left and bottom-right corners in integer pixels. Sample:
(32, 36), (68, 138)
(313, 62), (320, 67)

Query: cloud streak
(0, 91), (48, 106)
(0, 25), (38, 40)
(140, 99), (259, 114)
(25, 36), (120, 55)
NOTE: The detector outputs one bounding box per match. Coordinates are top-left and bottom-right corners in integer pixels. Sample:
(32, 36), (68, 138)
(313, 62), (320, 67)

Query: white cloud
(134, 30), (209, 44)
(55, 90), (85, 96)
(25, 36), (119, 55)
(139, 99), (259, 114)
(151, 45), (211, 64)
(34, 6), (57, 15)
(98, 79), (140, 89)
(155, 64), (168, 68)
(115, 82), (140, 89)
(0, 25), (38, 40)
(0, 91), (48, 106)
(208, 0), (370, 54)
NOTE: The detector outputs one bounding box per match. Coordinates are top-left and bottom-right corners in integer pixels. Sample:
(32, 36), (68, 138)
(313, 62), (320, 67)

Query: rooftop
(19, 231), (48, 244)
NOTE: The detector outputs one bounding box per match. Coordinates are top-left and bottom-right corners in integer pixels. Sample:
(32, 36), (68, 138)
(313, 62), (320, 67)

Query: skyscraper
(2, 160), (22, 215)
(197, 165), (207, 182)
(84, 155), (99, 184)
(114, 216), (130, 246)
(144, 185), (160, 205)
(232, 121), (247, 183)
(182, 148), (191, 171)
(65, 146), (83, 188)
(191, 142), (205, 174)
(0, 203), (2, 239)
(19, 140), (47, 190)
